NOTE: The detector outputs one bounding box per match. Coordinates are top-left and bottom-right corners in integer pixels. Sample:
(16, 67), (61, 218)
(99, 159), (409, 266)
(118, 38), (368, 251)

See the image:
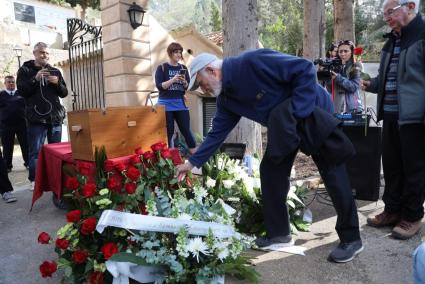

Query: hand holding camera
(36, 69), (60, 86)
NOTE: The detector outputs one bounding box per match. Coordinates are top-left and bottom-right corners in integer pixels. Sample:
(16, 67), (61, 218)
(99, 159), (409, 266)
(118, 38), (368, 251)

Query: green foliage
(258, 0), (303, 55)
(210, 1), (222, 32)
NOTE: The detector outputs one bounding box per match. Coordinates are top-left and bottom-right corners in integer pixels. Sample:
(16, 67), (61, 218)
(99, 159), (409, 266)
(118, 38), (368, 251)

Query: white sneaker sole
(332, 245), (364, 263)
(257, 239), (295, 251)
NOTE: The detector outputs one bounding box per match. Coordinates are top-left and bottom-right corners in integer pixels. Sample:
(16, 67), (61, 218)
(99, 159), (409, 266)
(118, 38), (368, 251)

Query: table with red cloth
(31, 142), (181, 209)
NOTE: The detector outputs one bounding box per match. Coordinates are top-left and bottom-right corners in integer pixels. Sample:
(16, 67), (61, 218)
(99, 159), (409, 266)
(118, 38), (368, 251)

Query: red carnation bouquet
(37, 142), (190, 283)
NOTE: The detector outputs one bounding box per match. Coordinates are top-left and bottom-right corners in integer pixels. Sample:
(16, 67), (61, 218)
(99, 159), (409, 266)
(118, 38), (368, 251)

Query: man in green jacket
(362, 0), (425, 239)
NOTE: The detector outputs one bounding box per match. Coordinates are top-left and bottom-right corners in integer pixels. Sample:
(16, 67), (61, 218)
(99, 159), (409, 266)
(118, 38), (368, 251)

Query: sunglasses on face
(338, 40), (354, 47)
(383, 3), (407, 18)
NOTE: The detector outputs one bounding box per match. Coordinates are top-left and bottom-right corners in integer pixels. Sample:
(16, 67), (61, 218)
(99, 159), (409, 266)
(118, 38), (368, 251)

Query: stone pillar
(101, 0), (154, 107)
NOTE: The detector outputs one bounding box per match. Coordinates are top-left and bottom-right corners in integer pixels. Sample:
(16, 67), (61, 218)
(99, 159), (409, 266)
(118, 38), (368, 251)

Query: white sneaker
(28, 181), (35, 191)
(2, 191), (17, 203)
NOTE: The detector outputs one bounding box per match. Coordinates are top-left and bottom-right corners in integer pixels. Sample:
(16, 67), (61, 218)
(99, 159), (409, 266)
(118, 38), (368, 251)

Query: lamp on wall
(127, 2), (146, 29)
(13, 45), (23, 68)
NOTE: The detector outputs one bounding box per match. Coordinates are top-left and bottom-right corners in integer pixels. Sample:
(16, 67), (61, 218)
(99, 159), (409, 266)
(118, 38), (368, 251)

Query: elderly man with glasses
(362, 0), (425, 239)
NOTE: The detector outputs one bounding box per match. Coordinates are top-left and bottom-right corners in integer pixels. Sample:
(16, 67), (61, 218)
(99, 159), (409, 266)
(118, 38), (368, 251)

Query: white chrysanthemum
(177, 213), (192, 220)
(295, 180), (304, 187)
(186, 237), (210, 262)
(194, 186), (208, 202)
(206, 177), (216, 188)
(243, 177), (257, 201)
(253, 178), (261, 189)
(217, 247), (230, 261)
(222, 180), (234, 189)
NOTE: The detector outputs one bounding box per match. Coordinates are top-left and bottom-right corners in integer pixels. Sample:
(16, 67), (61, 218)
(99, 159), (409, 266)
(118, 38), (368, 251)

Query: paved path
(1, 145), (423, 284)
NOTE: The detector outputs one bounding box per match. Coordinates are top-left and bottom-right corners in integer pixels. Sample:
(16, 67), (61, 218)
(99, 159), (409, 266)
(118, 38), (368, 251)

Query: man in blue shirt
(176, 49), (363, 263)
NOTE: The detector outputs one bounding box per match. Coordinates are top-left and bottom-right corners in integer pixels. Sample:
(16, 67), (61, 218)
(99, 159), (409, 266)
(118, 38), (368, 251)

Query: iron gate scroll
(67, 18), (104, 111)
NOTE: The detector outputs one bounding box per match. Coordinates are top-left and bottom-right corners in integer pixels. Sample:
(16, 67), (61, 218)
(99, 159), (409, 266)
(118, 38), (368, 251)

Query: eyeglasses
(338, 50), (351, 54)
(383, 3), (407, 18)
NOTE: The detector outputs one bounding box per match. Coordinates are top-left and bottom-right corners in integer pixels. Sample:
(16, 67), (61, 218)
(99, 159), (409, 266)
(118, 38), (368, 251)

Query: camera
(313, 58), (343, 81)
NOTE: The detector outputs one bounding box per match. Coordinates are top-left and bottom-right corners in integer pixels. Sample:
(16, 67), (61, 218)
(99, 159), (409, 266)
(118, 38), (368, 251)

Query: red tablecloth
(31, 142), (134, 209)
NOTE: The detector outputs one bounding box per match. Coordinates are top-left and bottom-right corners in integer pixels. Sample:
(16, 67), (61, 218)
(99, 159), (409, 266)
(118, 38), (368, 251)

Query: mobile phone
(48, 70), (61, 77)
(179, 69), (186, 76)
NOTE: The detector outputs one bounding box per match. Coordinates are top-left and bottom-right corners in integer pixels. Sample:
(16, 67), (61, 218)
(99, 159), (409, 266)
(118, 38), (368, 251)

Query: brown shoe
(391, 220), (423, 240)
(366, 211), (401, 227)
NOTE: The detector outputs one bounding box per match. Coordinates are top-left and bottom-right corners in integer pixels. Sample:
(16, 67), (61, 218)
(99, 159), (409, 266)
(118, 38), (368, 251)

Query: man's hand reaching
(175, 162), (194, 181)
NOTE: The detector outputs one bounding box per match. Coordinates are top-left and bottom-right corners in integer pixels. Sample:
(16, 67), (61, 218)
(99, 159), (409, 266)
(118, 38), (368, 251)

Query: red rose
(80, 217), (97, 235)
(143, 151), (154, 160)
(151, 142), (166, 152)
(125, 182), (136, 194)
(126, 166), (140, 181)
(170, 148), (183, 165)
(82, 183), (97, 198)
(139, 203), (148, 215)
(130, 154), (141, 165)
(104, 160), (115, 172)
(115, 162), (126, 172)
(106, 176), (122, 192)
(37, 232), (51, 244)
(72, 250), (89, 264)
(354, 47), (364, 56)
(89, 271), (104, 284)
(55, 238), (70, 250)
(101, 242), (119, 260)
(134, 147), (144, 155)
(161, 149), (172, 159)
(65, 176), (80, 190)
(66, 210), (81, 222)
(39, 261), (57, 278)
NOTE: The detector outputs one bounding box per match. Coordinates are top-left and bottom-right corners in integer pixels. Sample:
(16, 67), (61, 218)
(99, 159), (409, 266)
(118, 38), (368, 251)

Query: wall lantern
(127, 2), (146, 29)
(13, 45), (23, 68)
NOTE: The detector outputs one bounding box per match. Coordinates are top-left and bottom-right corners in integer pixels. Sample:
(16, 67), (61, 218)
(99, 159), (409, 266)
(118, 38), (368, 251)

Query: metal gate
(67, 18), (104, 111)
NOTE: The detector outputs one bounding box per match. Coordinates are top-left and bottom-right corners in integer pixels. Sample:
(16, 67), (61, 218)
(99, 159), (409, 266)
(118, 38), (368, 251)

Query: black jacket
(0, 90), (26, 127)
(267, 98), (355, 166)
(17, 60), (68, 125)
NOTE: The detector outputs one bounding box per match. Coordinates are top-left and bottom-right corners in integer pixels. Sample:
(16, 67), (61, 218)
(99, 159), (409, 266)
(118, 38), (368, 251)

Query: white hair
(33, 42), (49, 51)
(383, 0), (420, 13)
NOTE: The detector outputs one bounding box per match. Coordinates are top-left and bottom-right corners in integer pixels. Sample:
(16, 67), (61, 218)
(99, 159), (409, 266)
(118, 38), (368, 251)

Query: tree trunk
(222, 0), (262, 156)
(333, 0), (355, 43)
(303, 0), (326, 60)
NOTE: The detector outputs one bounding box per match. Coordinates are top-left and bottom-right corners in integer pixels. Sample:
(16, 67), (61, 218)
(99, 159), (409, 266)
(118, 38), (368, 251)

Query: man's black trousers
(382, 121), (425, 222)
(1, 123), (28, 170)
(0, 148), (13, 194)
(260, 149), (360, 243)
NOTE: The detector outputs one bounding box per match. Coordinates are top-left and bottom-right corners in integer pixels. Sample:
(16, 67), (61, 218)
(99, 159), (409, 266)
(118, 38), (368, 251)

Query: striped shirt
(383, 35), (400, 119)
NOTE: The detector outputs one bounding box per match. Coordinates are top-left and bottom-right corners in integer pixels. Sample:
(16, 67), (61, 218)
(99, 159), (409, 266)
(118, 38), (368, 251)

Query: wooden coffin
(67, 106), (167, 161)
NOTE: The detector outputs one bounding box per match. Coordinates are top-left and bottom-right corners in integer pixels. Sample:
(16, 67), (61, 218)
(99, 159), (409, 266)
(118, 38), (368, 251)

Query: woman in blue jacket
(154, 42), (196, 152)
(331, 40), (363, 113)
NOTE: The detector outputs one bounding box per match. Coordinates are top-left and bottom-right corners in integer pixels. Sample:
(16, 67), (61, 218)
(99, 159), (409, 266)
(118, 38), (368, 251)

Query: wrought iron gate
(67, 18), (104, 111)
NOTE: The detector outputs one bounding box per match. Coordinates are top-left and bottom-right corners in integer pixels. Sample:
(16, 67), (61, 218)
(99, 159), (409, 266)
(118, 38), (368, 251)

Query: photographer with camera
(16, 42), (68, 191)
(155, 42), (196, 153)
(330, 40), (363, 113)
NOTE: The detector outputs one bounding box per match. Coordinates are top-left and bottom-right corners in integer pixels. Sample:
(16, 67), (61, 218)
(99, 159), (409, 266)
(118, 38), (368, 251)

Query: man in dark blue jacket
(0, 75), (29, 172)
(176, 49), (363, 263)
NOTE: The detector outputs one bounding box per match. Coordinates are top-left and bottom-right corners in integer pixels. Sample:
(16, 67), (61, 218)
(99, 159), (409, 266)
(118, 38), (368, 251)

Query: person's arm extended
(188, 105), (241, 168)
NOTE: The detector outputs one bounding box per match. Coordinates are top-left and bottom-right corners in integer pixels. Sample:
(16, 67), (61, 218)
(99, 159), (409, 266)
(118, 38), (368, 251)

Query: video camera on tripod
(313, 58), (343, 81)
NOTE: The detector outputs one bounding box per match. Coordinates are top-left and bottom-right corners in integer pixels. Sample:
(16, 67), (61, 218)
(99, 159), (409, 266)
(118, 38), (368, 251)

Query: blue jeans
(413, 243), (425, 284)
(28, 124), (62, 182)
